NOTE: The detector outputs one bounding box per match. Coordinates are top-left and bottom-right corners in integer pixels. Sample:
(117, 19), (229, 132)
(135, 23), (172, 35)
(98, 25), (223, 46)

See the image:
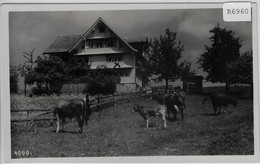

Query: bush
(31, 87), (47, 96)
(84, 66), (120, 95)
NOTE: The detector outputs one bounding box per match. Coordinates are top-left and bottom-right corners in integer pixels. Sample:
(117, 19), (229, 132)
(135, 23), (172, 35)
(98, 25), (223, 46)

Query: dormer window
(99, 27), (105, 33)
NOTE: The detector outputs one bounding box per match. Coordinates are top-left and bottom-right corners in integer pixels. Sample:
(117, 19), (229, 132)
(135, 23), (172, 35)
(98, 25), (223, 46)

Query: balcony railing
(77, 47), (127, 55)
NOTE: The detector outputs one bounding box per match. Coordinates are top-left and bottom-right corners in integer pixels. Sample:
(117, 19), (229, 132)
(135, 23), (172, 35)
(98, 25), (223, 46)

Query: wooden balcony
(77, 47), (127, 55)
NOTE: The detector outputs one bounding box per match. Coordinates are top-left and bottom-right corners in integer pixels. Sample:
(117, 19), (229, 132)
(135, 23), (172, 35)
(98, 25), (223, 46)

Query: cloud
(178, 20), (214, 39)
(9, 9), (252, 68)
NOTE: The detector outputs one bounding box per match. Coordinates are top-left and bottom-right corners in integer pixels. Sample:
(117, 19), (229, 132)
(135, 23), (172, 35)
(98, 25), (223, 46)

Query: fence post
(97, 94), (100, 111)
(114, 93), (116, 108)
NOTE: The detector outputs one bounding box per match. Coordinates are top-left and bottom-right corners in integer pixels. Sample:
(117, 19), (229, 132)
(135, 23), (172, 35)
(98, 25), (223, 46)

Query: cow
(152, 92), (184, 121)
(202, 93), (237, 114)
(132, 104), (167, 128)
(54, 94), (91, 134)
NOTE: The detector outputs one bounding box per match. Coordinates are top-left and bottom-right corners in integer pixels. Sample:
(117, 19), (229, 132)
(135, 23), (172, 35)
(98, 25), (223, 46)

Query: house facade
(44, 17), (142, 93)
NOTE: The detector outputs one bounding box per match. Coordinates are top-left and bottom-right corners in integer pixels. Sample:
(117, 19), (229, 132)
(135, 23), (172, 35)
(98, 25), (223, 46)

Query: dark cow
(202, 93), (237, 114)
(152, 92), (184, 121)
(54, 94), (91, 134)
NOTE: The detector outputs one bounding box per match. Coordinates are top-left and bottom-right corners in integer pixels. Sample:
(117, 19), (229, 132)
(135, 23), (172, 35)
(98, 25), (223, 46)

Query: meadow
(10, 93), (254, 158)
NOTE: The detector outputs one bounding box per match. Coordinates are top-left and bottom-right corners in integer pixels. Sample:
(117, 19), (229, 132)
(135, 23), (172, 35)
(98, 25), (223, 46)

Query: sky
(9, 9), (252, 88)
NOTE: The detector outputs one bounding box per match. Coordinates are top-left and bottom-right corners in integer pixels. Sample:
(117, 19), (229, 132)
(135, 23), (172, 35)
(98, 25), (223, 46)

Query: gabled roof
(44, 34), (82, 54)
(44, 17), (137, 55)
(69, 17), (137, 53)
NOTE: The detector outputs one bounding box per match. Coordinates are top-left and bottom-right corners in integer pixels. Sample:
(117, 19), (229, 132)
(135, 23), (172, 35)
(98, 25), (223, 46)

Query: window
(99, 27), (105, 33)
(90, 42), (94, 48)
(106, 55), (123, 62)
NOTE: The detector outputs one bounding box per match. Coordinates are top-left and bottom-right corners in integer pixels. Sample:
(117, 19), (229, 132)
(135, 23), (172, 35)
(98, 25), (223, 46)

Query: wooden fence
(11, 90), (152, 123)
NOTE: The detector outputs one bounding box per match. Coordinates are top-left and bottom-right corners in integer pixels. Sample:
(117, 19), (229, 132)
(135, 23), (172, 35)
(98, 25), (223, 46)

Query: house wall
(120, 53), (135, 84)
(88, 53), (135, 85)
(71, 19), (137, 93)
(89, 55), (106, 67)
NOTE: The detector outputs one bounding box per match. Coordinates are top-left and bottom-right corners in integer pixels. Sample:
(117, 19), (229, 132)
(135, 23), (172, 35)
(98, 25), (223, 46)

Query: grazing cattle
(178, 91), (186, 109)
(152, 92), (184, 121)
(202, 93), (237, 114)
(54, 94), (91, 134)
(132, 104), (167, 128)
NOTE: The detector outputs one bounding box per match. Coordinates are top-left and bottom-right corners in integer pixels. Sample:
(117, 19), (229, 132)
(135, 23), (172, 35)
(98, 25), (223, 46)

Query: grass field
(11, 94), (254, 158)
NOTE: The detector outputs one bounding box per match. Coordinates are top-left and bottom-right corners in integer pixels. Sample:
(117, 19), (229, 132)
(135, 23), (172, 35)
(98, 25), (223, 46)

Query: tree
(228, 51), (253, 97)
(27, 55), (69, 94)
(67, 55), (90, 83)
(84, 65), (120, 95)
(147, 28), (195, 93)
(229, 51), (252, 85)
(10, 66), (19, 93)
(18, 48), (35, 95)
(198, 25), (242, 94)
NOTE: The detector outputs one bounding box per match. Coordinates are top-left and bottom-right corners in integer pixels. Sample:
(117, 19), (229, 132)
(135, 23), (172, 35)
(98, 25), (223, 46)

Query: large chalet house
(43, 17), (146, 93)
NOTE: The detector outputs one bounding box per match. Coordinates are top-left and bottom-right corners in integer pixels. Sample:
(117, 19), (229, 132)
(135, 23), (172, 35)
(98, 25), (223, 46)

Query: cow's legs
(172, 108), (177, 121)
(217, 106), (221, 114)
(77, 116), (84, 134)
(61, 118), (65, 132)
(146, 119), (149, 128)
(180, 107), (184, 121)
(162, 115), (167, 128)
(213, 104), (218, 114)
(56, 115), (60, 133)
(167, 108), (170, 118)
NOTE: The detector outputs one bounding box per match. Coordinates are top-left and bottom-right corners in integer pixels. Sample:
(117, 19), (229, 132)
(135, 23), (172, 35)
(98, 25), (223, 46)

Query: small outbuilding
(182, 76), (204, 94)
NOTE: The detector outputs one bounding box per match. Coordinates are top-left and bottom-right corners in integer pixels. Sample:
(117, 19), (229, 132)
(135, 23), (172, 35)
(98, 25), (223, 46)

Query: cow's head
(132, 105), (143, 112)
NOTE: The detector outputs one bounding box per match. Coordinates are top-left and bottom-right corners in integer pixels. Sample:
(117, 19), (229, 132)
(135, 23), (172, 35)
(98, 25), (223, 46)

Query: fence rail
(11, 90), (151, 123)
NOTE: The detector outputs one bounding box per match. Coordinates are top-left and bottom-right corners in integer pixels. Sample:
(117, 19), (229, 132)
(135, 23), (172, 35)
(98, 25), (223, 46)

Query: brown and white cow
(132, 104), (167, 128)
(54, 94), (91, 134)
(152, 91), (185, 121)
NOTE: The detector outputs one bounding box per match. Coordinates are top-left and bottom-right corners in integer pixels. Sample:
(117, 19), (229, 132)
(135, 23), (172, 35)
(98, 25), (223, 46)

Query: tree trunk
(45, 83), (49, 94)
(24, 82), (27, 96)
(225, 81), (230, 95)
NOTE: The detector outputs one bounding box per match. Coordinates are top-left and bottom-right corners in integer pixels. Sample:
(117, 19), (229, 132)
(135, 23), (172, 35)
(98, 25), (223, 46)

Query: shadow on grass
(166, 117), (184, 122)
(201, 113), (225, 116)
(51, 130), (79, 134)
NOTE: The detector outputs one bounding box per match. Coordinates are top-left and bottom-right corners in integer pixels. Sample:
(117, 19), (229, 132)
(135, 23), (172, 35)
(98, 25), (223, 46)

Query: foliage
(18, 49), (35, 95)
(84, 65), (120, 95)
(10, 66), (19, 93)
(198, 25), (242, 93)
(147, 28), (195, 92)
(27, 55), (69, 94)
(228, 51), (253, 85)
(67, 55), (90, 83)
(10, 66), (19, 83)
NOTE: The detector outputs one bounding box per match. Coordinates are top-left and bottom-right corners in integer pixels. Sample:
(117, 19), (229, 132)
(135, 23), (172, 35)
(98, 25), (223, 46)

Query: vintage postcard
(1, 1), (259, 163)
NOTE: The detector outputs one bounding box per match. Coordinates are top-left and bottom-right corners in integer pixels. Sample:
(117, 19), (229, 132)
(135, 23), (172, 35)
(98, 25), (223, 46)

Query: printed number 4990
(14, 150), (32, 156)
